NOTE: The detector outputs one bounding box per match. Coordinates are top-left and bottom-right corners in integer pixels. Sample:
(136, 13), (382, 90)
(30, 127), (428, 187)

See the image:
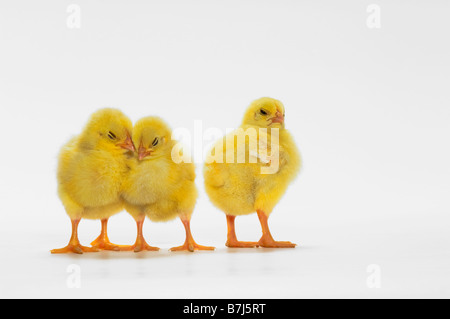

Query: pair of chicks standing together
(51, 97), (301, 254)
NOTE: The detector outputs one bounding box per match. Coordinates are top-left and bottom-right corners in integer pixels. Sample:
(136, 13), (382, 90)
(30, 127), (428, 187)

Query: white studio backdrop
(0, 0), (449, 298)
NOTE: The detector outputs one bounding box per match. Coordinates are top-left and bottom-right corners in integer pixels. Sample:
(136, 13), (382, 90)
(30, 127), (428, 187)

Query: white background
(0, 0), (449, 298)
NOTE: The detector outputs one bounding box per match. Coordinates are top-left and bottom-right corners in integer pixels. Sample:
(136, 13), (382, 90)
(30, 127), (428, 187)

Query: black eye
(152, 137), (159, 147)
(260, 109), (268, 116)
(108, 132), (117, 140)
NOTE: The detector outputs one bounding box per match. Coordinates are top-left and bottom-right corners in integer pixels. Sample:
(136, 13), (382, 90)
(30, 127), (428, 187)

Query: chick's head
(133, 116), (173, 161)
(80, 108), (135, 153)
(242, 97), (286, 129)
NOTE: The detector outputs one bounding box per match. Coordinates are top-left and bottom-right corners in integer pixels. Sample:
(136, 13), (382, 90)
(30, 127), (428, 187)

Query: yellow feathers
(57, 108), (134, 218)
(52, 97), (300, 253)
(123, 117), (197, 223)
(204, 97), (301, 248)
(120, 117), (214, 252)
(241, 97), (286, 129)
(52, 108), (135, 254)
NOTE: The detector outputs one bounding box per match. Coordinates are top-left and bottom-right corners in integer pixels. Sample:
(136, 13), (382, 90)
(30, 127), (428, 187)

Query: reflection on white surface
(1, 213), (449, 298)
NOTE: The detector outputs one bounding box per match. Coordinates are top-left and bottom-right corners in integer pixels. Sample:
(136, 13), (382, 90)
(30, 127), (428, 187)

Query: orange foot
(118, 240), (160, 253)
(258, 235), (296, 248)
(118, 217), (160, 252)
(51, 218), (100, 254)
(90, 218), (120, 251)
(226, 239), (259, 248)
(256, 210), (297, 248)
(90, 237), (120, 251)
(225, 214), (258, 248)
(170, 240), (215, 252)
(51, 244), (99, 254)
(171, 216), (215, 252)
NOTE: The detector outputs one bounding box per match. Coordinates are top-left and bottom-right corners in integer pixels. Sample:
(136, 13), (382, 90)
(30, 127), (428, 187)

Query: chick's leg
(90, 218), (120, 251)
(119, 216), (159, 252)
(257, 210), (296, 248)
(51, 218), (99, 254)
(170, 216), (215, 252)
(225, 215), (258, 248)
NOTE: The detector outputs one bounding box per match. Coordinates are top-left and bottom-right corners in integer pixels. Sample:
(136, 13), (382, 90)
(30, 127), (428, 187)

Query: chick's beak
(117, 133), (136, 152)
(138, 144), (152, 161)
(271, 111), (285, 124)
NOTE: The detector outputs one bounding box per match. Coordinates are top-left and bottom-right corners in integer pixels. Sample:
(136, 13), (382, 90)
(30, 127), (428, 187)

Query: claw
(170, 241), (215, 252)
(51, 244), (99, 254)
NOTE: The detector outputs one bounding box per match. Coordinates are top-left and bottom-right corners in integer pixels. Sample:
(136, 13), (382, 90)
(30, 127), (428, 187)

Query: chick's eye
(260, 109), (268, 116)
(152, 137), (159, 147)
(108, 132), (117, 140)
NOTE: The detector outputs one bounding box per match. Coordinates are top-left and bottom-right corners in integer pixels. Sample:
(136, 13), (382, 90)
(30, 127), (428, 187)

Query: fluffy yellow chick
(204, 97), (301, 248)
(121, 117), (214, 252)
(51, 108), (135, 254)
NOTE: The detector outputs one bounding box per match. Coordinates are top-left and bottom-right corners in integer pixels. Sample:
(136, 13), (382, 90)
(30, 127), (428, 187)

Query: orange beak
(117, 132), (136, 152)
(271, 111), (285, 124)
(138, 142), (152, 161)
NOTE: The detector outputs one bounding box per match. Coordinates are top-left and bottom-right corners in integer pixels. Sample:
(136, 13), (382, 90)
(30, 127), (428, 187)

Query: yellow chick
(51, 108), (135, 254)
(120, 117), (214, 252)
(204, 97), (301, 248)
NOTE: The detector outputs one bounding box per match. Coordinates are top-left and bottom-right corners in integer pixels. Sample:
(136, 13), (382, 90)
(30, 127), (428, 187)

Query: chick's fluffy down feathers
(204, 98), (301, 216)
(57, 109), (133, 220)
(122, 117), (198, 222)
